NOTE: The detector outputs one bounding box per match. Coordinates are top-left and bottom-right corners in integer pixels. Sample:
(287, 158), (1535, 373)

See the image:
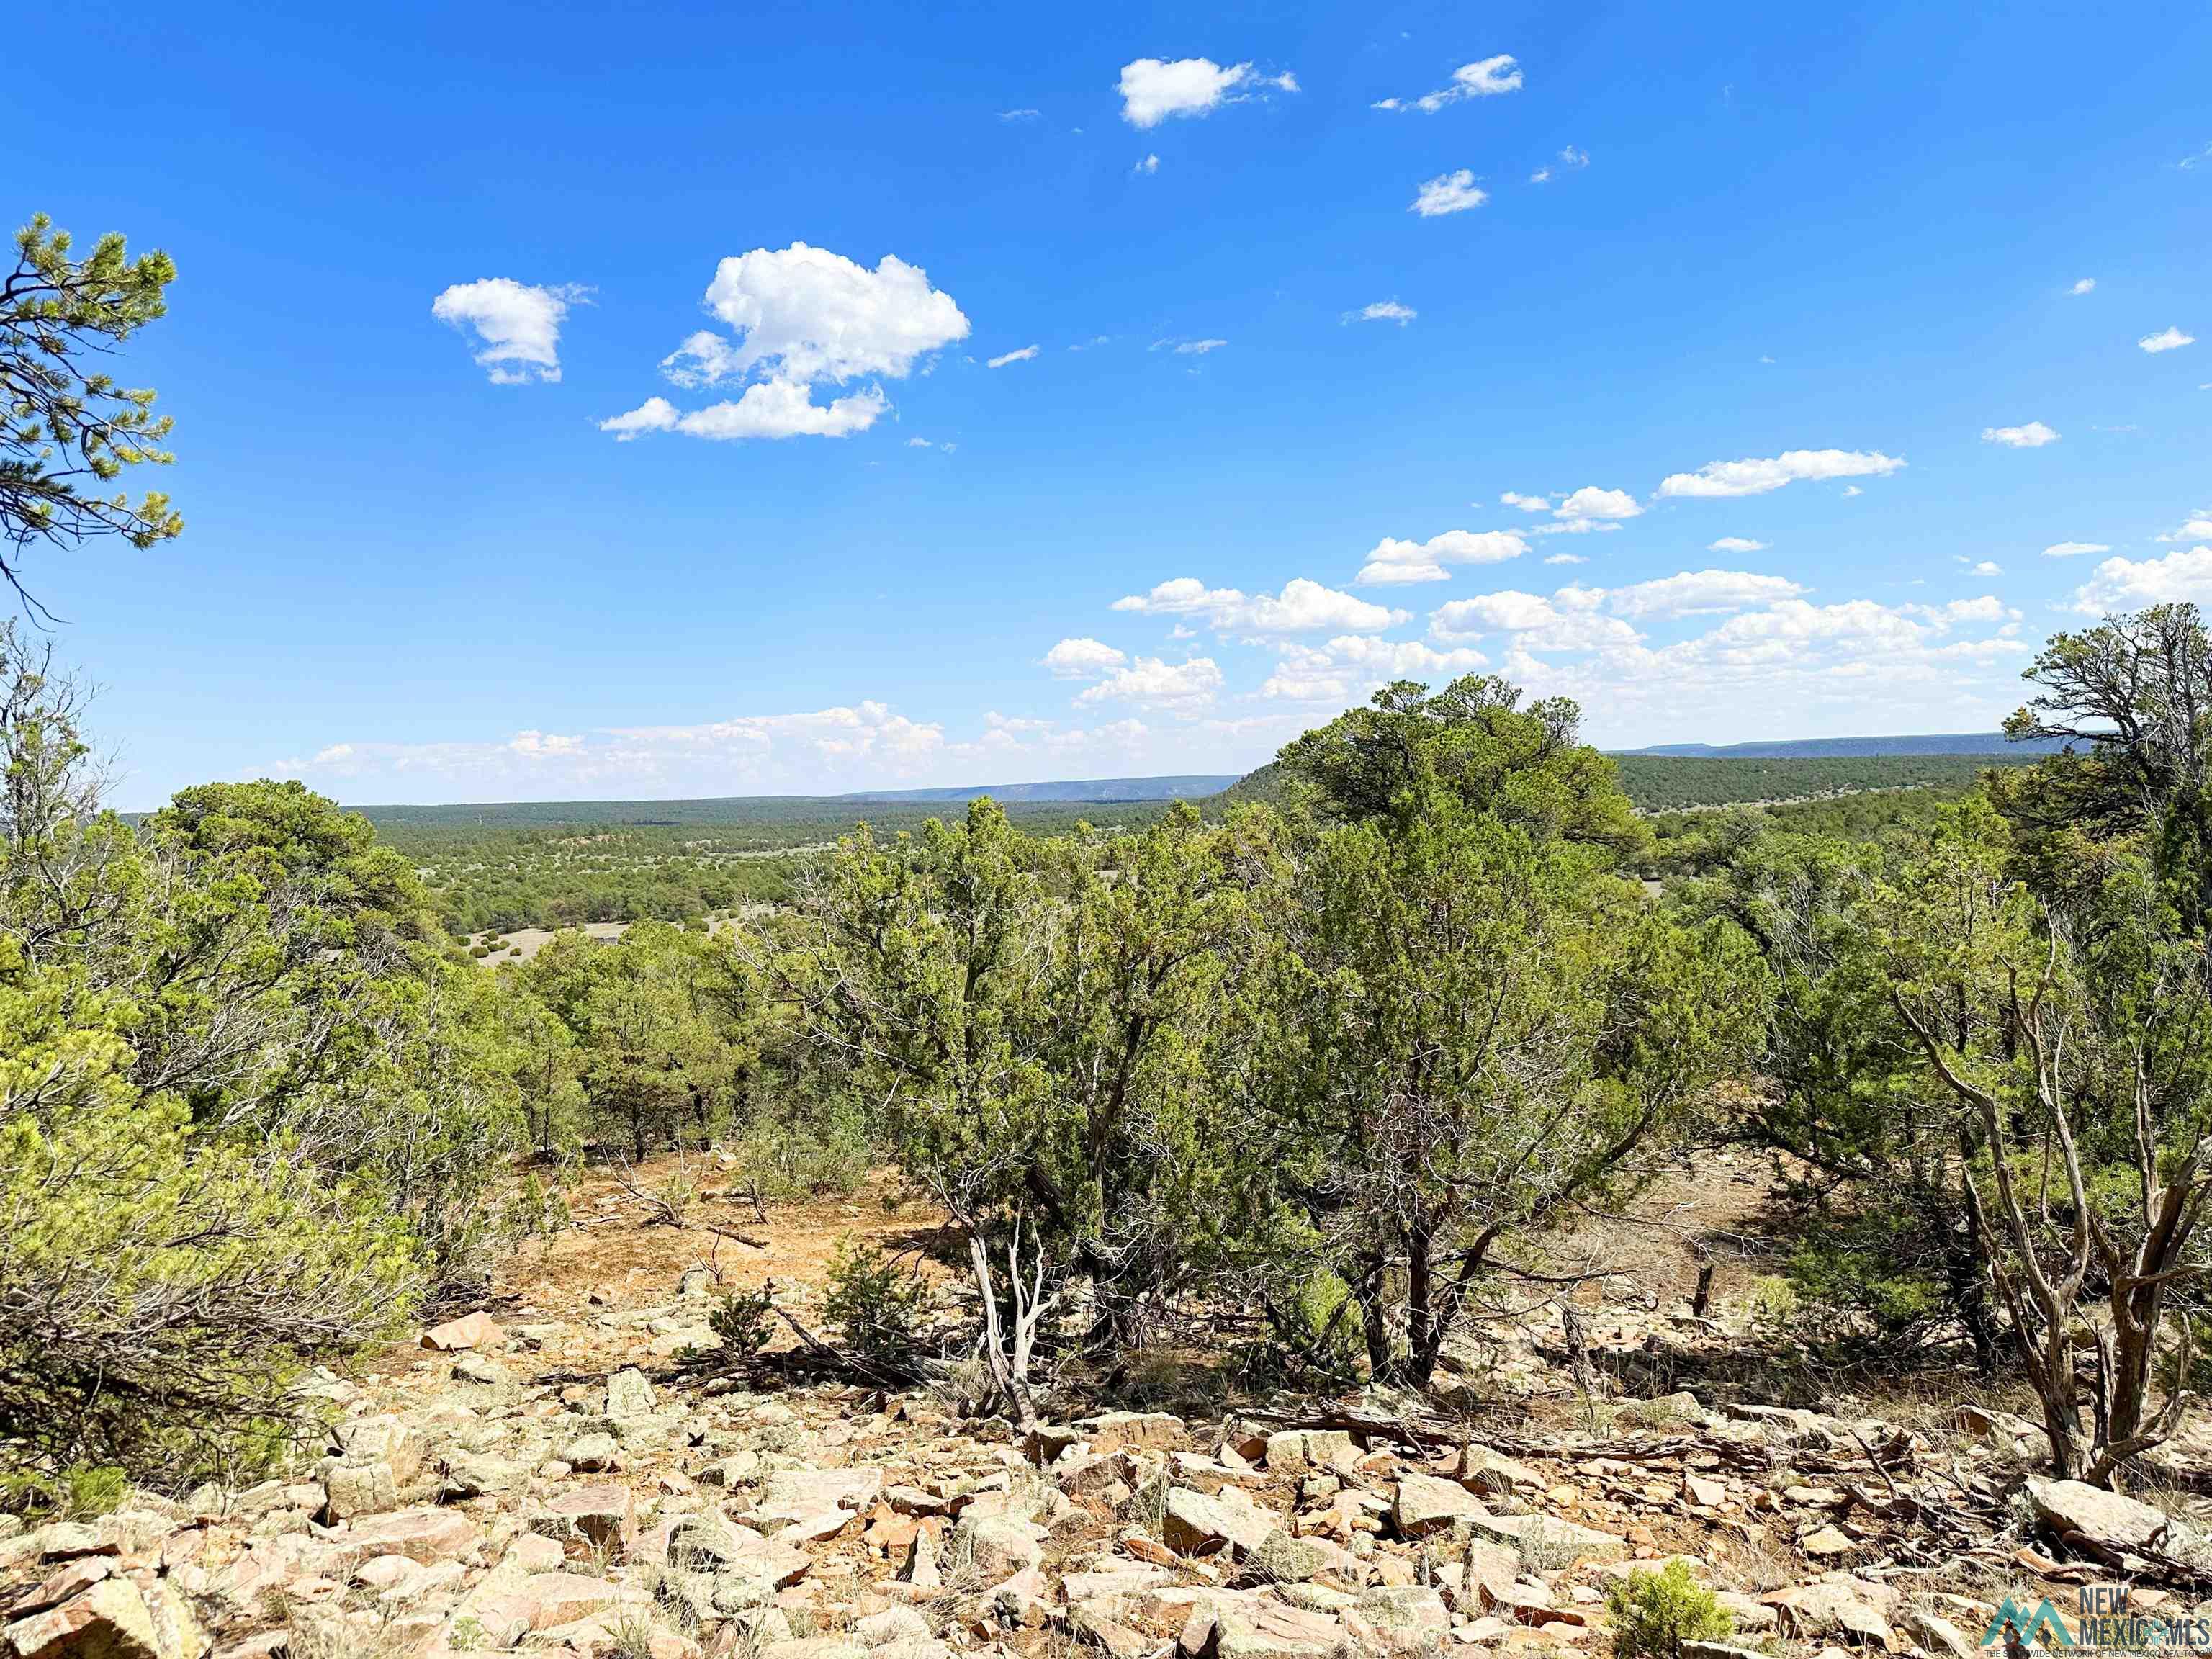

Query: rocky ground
(6, 1168), (2211, 1659)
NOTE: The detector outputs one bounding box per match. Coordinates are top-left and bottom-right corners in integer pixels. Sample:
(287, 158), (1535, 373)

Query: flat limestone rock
(1392, 1473), (1485, 1539)
(604, 1367), (657, 1421)
(758, 1467), (882, 1522)
(1163, 1488), (1277, 1558)
(421, 1311), (501, 1352)
(1761, 1578), (1896, 1648)
(527, 1483), (634, 1549)
(340, 1506), (479, 1565)
(4, 1578), (161, 1659)
(1179, 1595), (1347, 1659)
(1262, 1430), (1355, 1477)
(2024, 1478), (2172, 1554)
(1079, 1411), (1187, 1455)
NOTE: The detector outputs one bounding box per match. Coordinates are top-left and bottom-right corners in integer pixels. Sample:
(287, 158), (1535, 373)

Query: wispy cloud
(1410, 170), (1487, 217)
(1344, 300), (1416, 325)
(1374, 55), (1522, 112)
(1658, 448), (1905, 498)
(1531, 144), (1588, 183)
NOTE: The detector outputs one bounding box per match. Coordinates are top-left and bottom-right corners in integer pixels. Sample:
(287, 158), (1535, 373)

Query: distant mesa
(840, 775), (1239, 804)
(1613, 732), (2066, 760)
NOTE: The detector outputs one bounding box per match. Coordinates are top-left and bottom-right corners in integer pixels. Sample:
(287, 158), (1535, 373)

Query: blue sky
(16, 0), (2211, 806)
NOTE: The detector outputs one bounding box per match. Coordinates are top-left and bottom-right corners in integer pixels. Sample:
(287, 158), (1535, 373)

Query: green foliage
(2, 214), (181, 603)
(732, 1090), (872, 1198)
(708, 1286), (776, 1361)
(0, 1461), (127, 1521)
(1260, 682), (1766, 1384)
(822, 1238), (927, 1368)
(1616, 752), (2026, 814)
(0, 625), (526, 1483)
(1, 969), (418, 1472)
(366, 799), (1171, 937)
(1277, 673), (1645, 852)
(784, 797), (1290, 1354)
(1605, 1560), (1733, 1659)
(518, 919), (755, 1161)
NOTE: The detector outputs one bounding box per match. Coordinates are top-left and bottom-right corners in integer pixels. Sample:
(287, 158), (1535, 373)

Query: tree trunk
(1359, 1255), (1395, 1380)
(1404, 1218), (1442, 1387)
(1560, 1302), (1599, 1403)
(968, 1225), (1054, 1435)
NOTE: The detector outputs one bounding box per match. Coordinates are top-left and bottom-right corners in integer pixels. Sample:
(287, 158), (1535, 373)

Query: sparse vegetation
(1606, 1560), (1735, 1659)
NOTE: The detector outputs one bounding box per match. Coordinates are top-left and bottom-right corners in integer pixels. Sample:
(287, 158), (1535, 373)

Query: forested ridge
(380, 751), (2037, 935)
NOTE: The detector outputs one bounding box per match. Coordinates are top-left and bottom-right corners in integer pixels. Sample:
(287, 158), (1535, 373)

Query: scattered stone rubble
(6, 1280), (2211, 1659)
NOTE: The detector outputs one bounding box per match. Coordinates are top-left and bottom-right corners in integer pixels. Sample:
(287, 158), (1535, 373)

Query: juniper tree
(783, 799), (1283, 1426)
(1258, 678), (1763, 1386)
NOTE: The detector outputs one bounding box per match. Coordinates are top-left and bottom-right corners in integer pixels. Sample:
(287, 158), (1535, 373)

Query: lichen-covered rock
(1262, 1430), (1354, 1477)
(527, 1484), (634, 1549)
(1390, 1472), (1485, 1538)
(4, 1578), (161, 1659)
(1162, 1488), (1277, 1558)
(2025, 1478), (2172, 1554)
(605, 1367), (657, 1421)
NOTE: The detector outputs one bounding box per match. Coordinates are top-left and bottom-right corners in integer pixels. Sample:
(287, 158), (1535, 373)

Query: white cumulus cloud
(1411, 170), (1488, 217)
(2139, 326), (2195, 354)
(988, 345), (1040, 368)
(1430, 590), (1641, 654)
(2041, 541), (2109, 559)
(1551, 485), (1642, 524)
(1117, 57), (1295, 127)
(1588, 569), (1808, 618)
(1043, 638), (1128, 678)
(1074, 656), (1225, 710)
(431, 278), (590, 384)
(2069, 278), (2095, 295)
(1708, 537), (1768, 553)
(685, 244), (968, 385)
(1982, 421), (2060, 448)
(1112, 576), (1406, 634)
(1657, 448), (1905, 498)
(1357, 530), (1529, 585)
(601, 381), (888, 441)
(2072, 547), (2212, 613)
(1259, 636), (1489, 702)
(605, 243), (966, 444)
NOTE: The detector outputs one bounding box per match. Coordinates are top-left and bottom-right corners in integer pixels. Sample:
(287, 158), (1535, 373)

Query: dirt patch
(496, 1159), (956, 1319)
